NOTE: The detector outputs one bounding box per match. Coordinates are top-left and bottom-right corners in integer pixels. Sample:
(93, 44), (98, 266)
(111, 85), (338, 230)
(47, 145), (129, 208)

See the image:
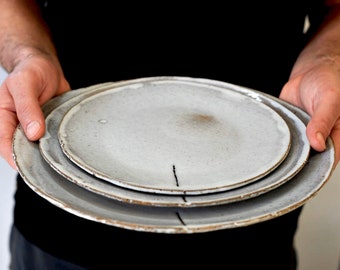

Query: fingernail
(26, 121), (41, 139)
(316, 132), (326, 151)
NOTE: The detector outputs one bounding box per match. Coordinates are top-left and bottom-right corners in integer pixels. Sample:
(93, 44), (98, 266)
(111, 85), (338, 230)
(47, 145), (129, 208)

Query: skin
(1, 0), (340, 170)
(0, 0), (70, 169)
(279, 3), (340, 166)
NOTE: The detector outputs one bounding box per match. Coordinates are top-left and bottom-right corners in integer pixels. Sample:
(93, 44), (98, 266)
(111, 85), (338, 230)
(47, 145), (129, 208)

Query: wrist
(1, 44), (57, 73)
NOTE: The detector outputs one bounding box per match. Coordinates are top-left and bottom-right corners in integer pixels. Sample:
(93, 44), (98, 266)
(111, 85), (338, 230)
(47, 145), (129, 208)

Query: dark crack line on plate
(176, 211), (186, 226)
(173, 164), (187, 202)
(172, 164), (179, 187)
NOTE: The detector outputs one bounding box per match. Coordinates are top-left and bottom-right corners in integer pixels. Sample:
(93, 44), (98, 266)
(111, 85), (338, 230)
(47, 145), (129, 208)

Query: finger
(329, 120), (340, 165)
(0, 110), (18, 170)
(7, 75), (46, 141)
(14, 93), (45, 142)
(306, 93), (340, 153)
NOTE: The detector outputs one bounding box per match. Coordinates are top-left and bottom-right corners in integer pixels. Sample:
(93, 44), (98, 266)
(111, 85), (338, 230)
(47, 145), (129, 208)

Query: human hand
(279, 57), (340, 166)
(0, 54), (70, 170)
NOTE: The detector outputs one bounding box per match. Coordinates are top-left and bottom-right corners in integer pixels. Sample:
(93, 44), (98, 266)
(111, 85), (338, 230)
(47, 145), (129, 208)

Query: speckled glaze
(13, 77), (335, 233)
(39, 79), (309, 207)
(57, 78), (291, 195)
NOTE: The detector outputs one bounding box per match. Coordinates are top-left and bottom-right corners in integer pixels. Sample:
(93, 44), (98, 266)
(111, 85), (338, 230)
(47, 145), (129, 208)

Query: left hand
(280, 56), (340, 166)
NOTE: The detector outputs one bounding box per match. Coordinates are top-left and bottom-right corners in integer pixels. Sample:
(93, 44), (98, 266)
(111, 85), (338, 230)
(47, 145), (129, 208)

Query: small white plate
(58, 78), (291, 195)
(39, 79), (310, 207)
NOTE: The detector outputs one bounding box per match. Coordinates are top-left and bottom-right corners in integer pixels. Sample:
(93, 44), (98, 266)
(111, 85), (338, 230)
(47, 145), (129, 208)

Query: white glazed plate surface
(57, 78), (291, 195)
(39, 78), (310, 207)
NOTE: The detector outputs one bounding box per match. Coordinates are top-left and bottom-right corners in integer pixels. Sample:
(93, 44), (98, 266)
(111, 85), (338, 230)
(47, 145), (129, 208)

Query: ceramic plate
(13, 78), (335, 233)
(39, 78), (310, 207)
(57, 78), (291, 195)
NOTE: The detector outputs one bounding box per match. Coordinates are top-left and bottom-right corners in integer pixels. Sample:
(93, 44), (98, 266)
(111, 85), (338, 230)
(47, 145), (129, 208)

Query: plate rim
(13, 77), (335, 233)
(57, 78), (292, 195)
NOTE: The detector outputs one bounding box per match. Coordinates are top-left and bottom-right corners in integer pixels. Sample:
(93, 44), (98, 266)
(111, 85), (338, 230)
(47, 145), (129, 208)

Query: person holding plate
(1, 1), (340, 269)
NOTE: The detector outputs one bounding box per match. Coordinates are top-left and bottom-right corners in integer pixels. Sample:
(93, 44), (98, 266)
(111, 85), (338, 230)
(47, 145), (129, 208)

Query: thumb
(15, 93), (46, 142)
(305, 95), (339, 153)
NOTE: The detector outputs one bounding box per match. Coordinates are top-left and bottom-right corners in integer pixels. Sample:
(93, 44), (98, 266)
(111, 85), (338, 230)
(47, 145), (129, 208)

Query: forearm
(292, 3), (340, 76)
(0, 0), (57, 72)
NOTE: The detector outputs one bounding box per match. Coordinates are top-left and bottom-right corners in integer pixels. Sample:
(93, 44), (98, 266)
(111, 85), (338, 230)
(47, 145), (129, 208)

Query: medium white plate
(13, 77), (335, 233)
(58, 78), (291, 195)
(39, 79), (310, 207)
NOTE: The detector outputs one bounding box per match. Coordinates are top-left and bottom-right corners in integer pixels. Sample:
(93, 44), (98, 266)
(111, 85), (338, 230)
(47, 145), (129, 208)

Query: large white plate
(57, 78), (291, 195)
(39, 78), (310, 207)
(13, 77), (335, 233)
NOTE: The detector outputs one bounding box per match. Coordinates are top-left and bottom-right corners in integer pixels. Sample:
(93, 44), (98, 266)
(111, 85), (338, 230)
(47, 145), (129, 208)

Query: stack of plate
(13, 76), (335, 233)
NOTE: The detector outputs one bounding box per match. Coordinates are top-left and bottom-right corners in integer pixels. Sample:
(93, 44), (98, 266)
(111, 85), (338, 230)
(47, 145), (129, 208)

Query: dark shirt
(35, 1), (327, 94)
(13, 1), (327, 268)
